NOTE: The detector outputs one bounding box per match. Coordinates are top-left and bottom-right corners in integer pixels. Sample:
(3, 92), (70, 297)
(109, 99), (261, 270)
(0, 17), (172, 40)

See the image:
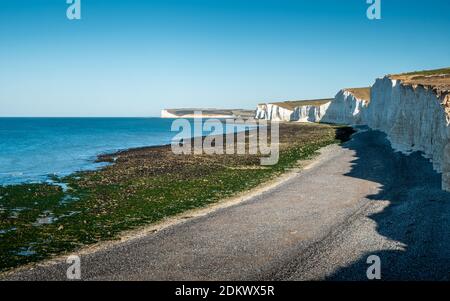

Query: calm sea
(0, 118), (250, 185)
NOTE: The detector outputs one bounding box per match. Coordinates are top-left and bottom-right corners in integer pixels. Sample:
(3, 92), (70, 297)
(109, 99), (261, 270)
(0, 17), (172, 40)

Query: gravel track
(2, 129), (449, 281)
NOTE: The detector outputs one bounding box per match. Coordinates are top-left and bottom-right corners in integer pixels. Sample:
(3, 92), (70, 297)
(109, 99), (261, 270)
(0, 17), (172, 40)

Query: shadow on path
(327, 127), (450, 280)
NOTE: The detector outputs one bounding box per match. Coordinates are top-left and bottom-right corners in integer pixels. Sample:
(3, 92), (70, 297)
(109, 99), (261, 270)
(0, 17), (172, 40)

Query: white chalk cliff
(255, 99), (332, 123)
(255, 70), (450, 191)
(320, 89), (369, 125)
(254, 90), (369, 125)
(161, 108), (255, 119)
(255, 103), (297, 121)
(365, 76), (450, 175)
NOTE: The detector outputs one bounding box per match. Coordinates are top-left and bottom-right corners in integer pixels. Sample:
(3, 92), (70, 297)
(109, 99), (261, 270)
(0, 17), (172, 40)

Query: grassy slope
(392, 67), (450, 77)
(0, 123), (353, 272)
(389, 67), (450, 90)
(344, 87), (371, 102)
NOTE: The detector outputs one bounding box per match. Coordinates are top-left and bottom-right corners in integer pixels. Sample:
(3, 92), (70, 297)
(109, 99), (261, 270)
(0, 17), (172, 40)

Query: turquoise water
(0, 118), (249, 185)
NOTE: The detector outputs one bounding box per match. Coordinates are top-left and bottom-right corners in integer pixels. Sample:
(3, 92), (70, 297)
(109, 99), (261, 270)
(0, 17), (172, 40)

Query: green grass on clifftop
(393, 67), (450, 77)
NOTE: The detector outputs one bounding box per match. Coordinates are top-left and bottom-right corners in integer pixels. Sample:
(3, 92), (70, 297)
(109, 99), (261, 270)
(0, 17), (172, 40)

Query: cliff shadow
(327, 127), (450, 280)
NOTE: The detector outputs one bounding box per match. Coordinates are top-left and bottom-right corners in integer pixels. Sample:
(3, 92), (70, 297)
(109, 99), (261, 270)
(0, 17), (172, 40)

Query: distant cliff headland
(161, 108), (255, 119)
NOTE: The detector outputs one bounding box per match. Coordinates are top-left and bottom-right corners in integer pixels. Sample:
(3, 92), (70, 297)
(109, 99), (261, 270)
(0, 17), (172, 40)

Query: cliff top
(343, 87), (371, 102)
(390, 67), (450, 119)
(389, 67), (450, 94)
(266, 99), (333, 110)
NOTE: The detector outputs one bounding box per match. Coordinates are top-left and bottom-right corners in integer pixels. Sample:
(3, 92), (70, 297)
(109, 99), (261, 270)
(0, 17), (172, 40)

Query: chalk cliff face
(255, 100), (331, 122)
(255, 104), (297, 121)
(254, 72), (450, 191)
(292, 103), (330, 122)
(320, 90), (369, 125)
(161, 109), (179, 118)
(161, 108), (255, 119)
(365, 77), (450, 173)
(255, 91), (369, 124)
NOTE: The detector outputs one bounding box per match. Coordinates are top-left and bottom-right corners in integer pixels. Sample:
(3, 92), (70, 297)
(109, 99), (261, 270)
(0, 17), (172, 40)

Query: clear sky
(1, 0), (450, 117)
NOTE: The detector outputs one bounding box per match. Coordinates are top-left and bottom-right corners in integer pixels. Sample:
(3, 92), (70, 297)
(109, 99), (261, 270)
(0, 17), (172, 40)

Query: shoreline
(0, 121), (258, 188)
(0, 143), (341, 278)
(0, 123), (354, 273)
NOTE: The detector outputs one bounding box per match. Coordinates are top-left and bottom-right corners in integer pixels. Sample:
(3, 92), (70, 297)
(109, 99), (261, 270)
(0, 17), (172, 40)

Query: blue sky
(1, 0), (450, 117)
